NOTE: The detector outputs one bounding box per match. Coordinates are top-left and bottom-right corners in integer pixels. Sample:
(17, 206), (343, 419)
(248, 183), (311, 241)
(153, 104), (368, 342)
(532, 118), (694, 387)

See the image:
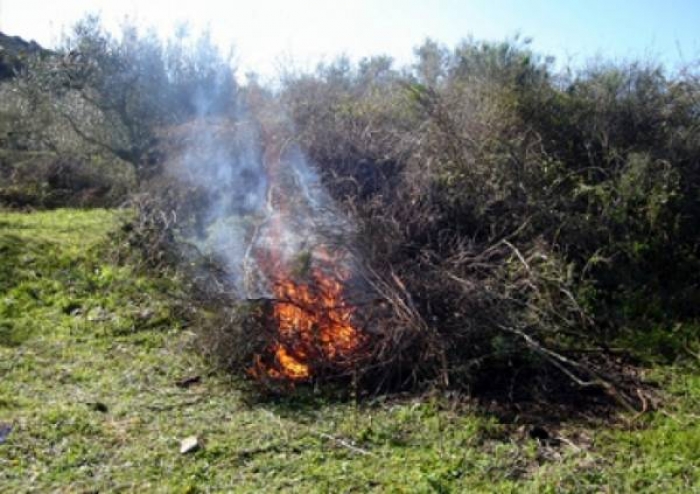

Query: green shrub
(277, 39), (700, 392)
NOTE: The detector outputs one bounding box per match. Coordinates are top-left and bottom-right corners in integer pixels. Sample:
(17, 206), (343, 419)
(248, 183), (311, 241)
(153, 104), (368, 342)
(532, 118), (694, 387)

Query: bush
(5, 15), (238, 184)
(273, 40), (700, 398)
(0, 151), (133, 208)
(125, 36), (698, 404)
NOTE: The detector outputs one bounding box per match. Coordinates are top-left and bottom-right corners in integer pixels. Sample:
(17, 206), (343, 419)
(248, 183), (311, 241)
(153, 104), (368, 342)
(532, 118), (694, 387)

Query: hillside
(0, 208), (698, 491)
(0, 32), (46, 80)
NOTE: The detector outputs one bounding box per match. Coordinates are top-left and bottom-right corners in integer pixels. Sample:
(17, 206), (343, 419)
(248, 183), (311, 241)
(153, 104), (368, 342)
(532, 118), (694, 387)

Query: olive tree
(14, 15), (238, 182)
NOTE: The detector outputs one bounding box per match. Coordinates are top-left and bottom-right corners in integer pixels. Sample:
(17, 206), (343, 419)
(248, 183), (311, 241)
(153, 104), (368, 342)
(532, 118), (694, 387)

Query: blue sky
(1, 0), (698, 77)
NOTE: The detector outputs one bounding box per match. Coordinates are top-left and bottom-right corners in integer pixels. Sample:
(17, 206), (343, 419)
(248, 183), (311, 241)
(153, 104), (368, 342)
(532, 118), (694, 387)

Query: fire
(248, 131), (365, 383)
(254, 262), (364, 382)
(271, 345), (309, 379)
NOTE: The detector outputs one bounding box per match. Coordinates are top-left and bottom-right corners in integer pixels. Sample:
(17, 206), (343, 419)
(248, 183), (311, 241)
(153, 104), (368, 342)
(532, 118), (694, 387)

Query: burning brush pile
(138, 115), (642, 409)
(146, 117), (379, 387)
(249, 250), (369, 382)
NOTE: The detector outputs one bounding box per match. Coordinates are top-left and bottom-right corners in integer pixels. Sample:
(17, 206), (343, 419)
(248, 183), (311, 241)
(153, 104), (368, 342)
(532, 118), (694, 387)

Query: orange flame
(254, 263), (364, 382)
(271, 345), (309, 380)
(249, 132), (364, 382)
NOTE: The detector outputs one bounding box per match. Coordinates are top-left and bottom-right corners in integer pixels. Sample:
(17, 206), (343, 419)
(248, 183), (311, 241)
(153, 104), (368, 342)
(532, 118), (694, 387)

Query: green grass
(0, 208), (698, 492)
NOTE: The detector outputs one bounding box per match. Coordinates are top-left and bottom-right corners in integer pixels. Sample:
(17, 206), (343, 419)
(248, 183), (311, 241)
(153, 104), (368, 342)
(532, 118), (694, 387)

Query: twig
(501, 326), (638, 413)
(262, 408), (373, 456)
(502, 240), (531, 274)
(627, 388), (649, 423)
(314, 431), (373, 456)
(145, 397), (205, 412)
(684, 346), (700, 361)
(555, 435), (582, 453)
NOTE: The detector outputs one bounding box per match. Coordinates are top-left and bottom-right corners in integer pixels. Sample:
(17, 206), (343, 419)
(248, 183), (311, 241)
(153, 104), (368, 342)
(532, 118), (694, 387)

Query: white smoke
(168, 102), (355, 299)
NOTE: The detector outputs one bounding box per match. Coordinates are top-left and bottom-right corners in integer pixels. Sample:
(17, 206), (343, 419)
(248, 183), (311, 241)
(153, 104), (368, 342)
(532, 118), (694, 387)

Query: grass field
(0, 209), (698, 492)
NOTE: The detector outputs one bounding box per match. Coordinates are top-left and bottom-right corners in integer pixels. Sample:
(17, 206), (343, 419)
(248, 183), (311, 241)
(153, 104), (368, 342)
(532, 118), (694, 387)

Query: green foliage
(1, 208), (699, 492)
(2, 26), (700, 490)
(0, 209), (178, 347)
(5, 15), (238, 182)
(282, 39), (700, 369)
(0, 149), (134, 209)
(517, 62), (700, 334)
